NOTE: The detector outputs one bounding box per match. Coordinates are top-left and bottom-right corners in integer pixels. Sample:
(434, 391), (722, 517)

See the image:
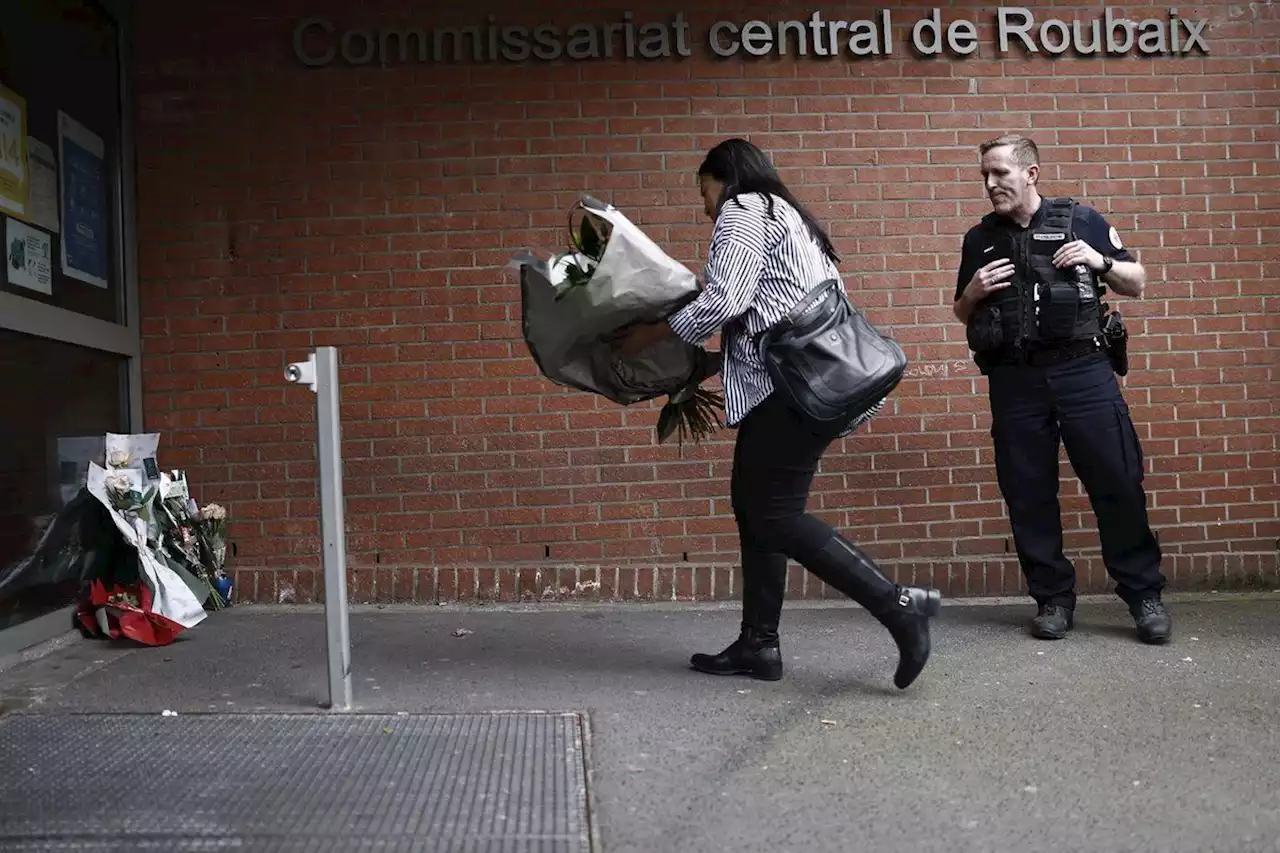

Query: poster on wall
(26, 137), (58, 233)
(57, 109), (108, 288)
(0, 83), (28, 218)
(6, 215), (53, 294)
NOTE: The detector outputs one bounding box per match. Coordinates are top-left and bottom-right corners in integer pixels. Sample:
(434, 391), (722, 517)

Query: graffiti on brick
(902, 360), (974, 380)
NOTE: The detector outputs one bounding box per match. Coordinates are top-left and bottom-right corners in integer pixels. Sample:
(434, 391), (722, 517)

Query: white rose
(200, 503), (227, 521)
(104, 472), (132, 495)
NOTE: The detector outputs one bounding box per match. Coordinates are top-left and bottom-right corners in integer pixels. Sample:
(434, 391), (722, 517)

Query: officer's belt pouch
(1037, 282), (1082, 339)
(966, 304), (1003, 352)
(1102, 308), (1129, 376)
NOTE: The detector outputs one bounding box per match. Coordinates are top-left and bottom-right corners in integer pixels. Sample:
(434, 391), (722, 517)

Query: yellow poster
(0, 83), (29, 218)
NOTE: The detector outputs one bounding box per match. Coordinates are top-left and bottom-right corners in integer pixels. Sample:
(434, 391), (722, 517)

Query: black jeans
(730, 392), (893, 630)
(987, 351), (1167, 610)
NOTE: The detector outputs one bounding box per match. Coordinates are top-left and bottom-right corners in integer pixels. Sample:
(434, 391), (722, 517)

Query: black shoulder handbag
(756, 278), (908, 429)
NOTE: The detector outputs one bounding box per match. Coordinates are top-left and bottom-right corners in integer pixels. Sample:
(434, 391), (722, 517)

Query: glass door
(0, 0), (139, 654)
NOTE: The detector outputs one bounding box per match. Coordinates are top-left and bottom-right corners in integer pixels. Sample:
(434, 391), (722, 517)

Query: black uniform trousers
(986, 350), (1166, 611)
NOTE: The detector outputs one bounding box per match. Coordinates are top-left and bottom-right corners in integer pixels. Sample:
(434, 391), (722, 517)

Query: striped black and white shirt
(668, 191), (844, 427)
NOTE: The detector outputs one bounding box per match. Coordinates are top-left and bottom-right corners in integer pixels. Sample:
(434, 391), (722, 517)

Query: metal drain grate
(0, 712), (592, 853)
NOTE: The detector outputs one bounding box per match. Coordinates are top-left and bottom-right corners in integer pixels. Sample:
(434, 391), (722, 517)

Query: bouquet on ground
(74, 432), (237, 645)
(0, 431), (233, 646)
(509, 196), (724, 444)
(193, 502), (230, 600)
(152, 472), (232, 610)
(78, 456), (208, 646)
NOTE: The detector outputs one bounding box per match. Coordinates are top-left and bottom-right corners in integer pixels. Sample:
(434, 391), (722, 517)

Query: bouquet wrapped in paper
(509, 196), (724, 444)
(153, 472), (232, 609)
(1, 430), (233, 646)
(76, 461), (208, 645)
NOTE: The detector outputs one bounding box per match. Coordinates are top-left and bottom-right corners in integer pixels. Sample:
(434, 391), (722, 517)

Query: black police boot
(1031, 603), (1074, 639)
(1130, 597), (1172, 645)
(803, 534), (942, 689)
(690, 560), (784, 681)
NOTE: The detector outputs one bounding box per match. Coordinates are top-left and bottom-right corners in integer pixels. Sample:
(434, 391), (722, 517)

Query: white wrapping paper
(86, 462), (207, 630)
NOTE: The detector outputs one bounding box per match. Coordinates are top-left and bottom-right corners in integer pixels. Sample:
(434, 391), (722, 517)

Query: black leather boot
(803, 534), (942, 689)
(689, 627), (782, 681)
(690, 556), (785, 681)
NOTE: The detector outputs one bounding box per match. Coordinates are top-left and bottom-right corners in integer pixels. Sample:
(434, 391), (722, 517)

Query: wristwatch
(1100, 256), (1114, 275)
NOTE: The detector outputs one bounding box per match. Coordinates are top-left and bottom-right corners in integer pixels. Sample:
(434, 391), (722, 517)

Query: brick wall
(131, 0), (1280, 605)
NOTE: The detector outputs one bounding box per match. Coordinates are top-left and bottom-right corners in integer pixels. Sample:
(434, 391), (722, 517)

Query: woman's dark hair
(697, 138), (840, 265)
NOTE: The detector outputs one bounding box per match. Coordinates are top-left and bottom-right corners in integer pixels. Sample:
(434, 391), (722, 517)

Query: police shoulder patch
(1108, 226), (1123, 249)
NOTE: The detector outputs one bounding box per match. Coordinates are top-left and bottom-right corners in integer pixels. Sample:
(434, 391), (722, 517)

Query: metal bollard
(285, 347), (353, 711)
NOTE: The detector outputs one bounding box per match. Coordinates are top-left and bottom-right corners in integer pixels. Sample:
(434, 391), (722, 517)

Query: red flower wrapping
(76, 579), (187, 646)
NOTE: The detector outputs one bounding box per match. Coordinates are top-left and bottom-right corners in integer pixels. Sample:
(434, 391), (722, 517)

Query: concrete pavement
(2, 592), (1279, 853)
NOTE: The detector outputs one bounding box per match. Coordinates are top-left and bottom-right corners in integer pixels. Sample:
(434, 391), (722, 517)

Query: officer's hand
(964, 258), (1015, 302)
(1052, 239), (1105, 271)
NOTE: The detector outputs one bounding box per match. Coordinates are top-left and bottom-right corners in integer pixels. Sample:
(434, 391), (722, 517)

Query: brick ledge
(227, 552), (1280, 606)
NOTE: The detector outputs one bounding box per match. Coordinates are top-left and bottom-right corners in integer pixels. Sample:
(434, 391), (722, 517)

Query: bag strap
(786, 279), (844, 325)
(753, 279), (837, 346)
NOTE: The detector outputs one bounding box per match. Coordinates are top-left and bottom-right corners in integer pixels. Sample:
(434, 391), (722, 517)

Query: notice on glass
(26, 137), (58, 233)
(57, 110), (108, 288)
(5, 216), (53, 294)
(0, 84), (28, 218)
(56, 435), (105, 505)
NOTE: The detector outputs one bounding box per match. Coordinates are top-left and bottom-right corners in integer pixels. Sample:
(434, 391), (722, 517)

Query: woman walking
(617, 138), (941, 689)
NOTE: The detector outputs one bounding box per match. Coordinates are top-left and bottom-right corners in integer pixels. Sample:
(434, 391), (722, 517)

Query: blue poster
(57, 110), (109, 288)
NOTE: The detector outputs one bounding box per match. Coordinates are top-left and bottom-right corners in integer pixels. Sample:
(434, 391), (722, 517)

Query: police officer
(952, 134), (1172, 644)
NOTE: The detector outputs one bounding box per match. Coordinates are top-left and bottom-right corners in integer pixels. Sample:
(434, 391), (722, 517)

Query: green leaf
(554, 255), (597, 300)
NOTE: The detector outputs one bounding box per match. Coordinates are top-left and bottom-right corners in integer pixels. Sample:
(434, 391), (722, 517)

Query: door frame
(0, 0), (141, 656)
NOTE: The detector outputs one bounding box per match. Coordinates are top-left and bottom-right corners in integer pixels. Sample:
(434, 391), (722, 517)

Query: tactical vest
(966, 197), (1103, 358)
